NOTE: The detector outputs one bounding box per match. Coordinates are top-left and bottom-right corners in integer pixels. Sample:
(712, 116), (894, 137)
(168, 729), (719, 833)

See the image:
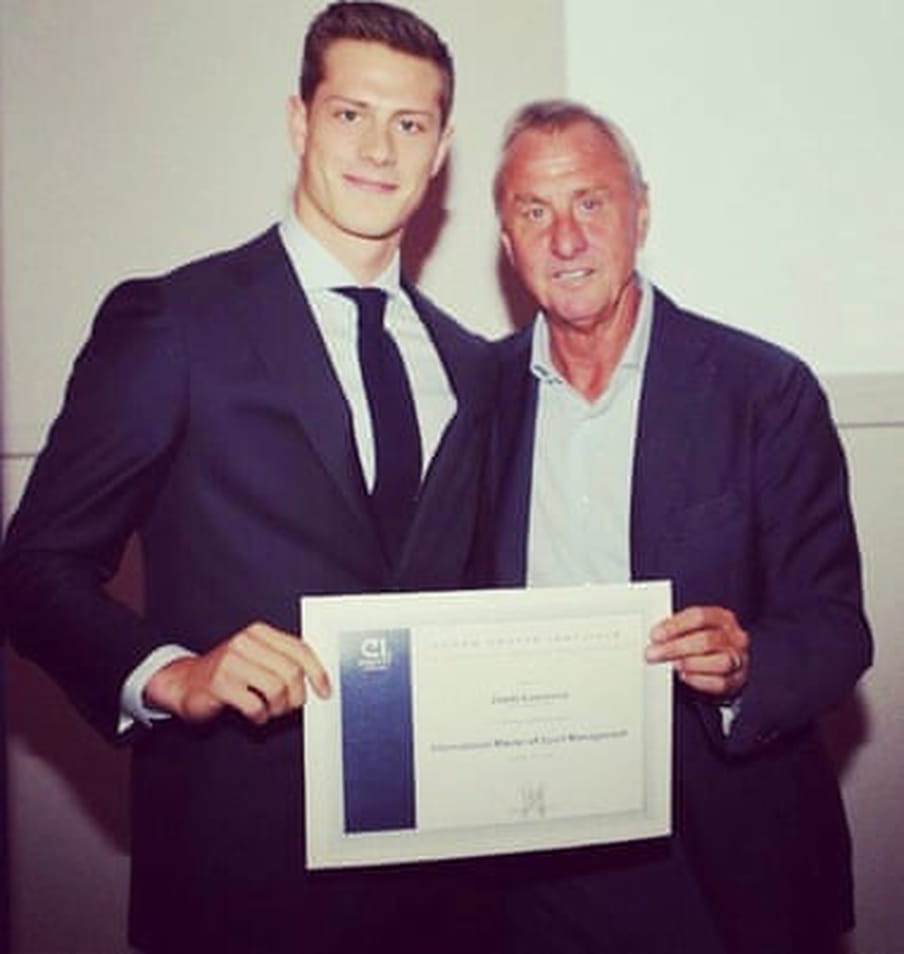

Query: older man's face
(499, 121), (649, 332)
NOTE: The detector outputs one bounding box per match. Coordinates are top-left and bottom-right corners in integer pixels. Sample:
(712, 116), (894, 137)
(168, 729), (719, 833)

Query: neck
(293, 189), (399, 284)
(547, 276), (641, 402)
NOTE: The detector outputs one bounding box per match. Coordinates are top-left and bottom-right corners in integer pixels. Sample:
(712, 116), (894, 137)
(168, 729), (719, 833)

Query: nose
(359, 119), (394, 166)
(551, 213), (587, 259)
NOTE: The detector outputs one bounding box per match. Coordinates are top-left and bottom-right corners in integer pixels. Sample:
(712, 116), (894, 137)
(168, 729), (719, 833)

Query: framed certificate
(301, 581), (672, 869)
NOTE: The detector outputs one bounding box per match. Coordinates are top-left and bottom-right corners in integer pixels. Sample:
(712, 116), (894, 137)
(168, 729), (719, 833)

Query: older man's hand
(645, 605), (749, 698)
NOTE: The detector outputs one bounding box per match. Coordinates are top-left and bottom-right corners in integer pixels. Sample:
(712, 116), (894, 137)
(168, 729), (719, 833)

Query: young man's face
(289, 39), (451, 259)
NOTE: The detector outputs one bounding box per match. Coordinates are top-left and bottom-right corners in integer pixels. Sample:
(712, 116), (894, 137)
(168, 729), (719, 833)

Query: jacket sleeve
(724, 360), (872, 755)
(0, 279), (187, 738)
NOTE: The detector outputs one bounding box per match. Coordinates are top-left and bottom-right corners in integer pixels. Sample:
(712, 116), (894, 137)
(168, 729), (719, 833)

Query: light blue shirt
(527, 277), (653, 587)
(525, 279), (738, 733)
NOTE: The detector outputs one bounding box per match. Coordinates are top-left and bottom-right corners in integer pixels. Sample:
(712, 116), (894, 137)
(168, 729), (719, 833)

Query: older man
(492, 100), (871, 954)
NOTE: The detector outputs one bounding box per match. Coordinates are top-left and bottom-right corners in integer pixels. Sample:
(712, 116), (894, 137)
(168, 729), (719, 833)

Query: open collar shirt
(527, 277), (653, 587)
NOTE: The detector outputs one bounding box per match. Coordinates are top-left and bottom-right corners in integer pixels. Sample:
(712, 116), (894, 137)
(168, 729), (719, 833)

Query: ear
(636, 184), (651, 246)
(430, 122), (454, 178)
(500, 229), (515, 266)
(287, 95), (308, 157)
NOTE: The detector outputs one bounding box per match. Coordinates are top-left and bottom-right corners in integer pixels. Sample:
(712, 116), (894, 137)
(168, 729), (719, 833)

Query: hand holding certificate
(302, 581), (672, 869)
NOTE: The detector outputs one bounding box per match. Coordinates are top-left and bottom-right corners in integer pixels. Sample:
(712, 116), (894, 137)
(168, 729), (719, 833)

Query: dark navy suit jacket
(0, 227), (496, 953)
(493, 288), (871, 953)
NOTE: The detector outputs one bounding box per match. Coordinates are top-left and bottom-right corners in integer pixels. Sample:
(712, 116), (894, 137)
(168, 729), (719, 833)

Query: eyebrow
(512, 193), (547, 205)
(573, 186), (611, 200)
(511, 185), (610, 205)
(323, 94), (438, 120)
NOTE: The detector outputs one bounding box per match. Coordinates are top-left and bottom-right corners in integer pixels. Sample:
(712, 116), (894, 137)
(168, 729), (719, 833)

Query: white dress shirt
(278, 211), (456, 487)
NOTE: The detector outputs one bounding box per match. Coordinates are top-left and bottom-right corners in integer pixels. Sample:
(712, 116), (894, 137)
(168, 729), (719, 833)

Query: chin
(339, 198), (411, 233)
(550, 297), (602, 322)
(344, 219), (406, 242)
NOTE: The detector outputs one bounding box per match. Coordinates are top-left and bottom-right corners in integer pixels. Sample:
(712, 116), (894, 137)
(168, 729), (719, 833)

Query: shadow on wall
(1, 611), (8, 954)
(398, 154), (537, 334)
(818, 687), (870, 954)
(5, 536), (146, 860)
(496, 244), (537, 332)
(6, 654), (131, 853)
(402, 161), (449, 286)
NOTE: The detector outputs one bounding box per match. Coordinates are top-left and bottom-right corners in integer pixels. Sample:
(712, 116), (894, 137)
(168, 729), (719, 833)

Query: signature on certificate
(518, 782), (548, 819)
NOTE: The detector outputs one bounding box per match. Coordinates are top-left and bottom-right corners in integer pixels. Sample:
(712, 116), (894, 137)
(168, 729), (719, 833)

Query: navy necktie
(335, 287), (422, 561)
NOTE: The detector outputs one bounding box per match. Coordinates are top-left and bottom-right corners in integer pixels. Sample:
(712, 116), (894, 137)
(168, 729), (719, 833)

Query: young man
(492, 100), (871, 954)
(0, 5), (496, 952)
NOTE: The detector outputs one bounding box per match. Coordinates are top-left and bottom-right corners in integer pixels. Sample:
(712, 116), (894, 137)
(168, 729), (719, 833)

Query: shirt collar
(278, 207), (402, 297)
(530, 275), (654, 386)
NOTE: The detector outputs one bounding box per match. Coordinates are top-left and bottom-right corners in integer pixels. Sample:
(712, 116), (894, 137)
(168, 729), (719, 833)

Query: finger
(676, 669), (744, 697)
(177, 644), (287, 725)
(244, 665), (298, 718)
(650, 605), (736, 644)
(296, 641), (331, 699)
(223, 654), (314, 723)
(242, 626), (331, 699)
(675, 650), (748, 697)
(179, 667), (272, 724)
(227, 683), (274, 725)
(225, 625), (330, 706)
(228, 633), (307, 711)
(673, 647), (746, 677)
(725, 647), (746, 675)
(645, 627), (722, 663)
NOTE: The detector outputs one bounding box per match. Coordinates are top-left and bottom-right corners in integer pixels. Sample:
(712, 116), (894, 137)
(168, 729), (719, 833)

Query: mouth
(344, 173), (398, 194)
(552, 267), (595, 283)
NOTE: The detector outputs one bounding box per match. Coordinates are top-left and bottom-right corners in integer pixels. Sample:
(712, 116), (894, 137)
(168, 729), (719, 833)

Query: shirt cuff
(720, 695), (743, 735)
(118, 644), (197, 734)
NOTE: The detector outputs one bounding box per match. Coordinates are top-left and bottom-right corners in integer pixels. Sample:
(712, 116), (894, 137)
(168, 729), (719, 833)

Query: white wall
(565, 0), (904, 377)
(825, 381), (904, 954)
(0, 0), (562, 460)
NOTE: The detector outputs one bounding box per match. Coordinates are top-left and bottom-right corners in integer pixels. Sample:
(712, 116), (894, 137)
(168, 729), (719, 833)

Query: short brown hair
(300, 2), (454, 126)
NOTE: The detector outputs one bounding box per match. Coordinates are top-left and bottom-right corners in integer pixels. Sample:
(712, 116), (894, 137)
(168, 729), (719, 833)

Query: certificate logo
(358, 635), (392, 672)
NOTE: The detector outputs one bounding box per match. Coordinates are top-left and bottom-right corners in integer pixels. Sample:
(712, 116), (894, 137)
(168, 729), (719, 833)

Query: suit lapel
(234, 229), (376, 534)
(411, 286), (487, 476)
(395, 285), (494, 567)
(631, 292), (729, 743)
(631, 291), (717, 580)
(493, 327), (537, 586)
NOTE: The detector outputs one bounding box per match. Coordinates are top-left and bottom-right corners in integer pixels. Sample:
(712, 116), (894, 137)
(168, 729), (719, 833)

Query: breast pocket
(657, 490), (753, 610)
(662, 490), (746, 543)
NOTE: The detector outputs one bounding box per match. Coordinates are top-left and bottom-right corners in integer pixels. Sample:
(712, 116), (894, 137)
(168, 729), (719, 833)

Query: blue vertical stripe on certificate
(339, 628), (416, 833)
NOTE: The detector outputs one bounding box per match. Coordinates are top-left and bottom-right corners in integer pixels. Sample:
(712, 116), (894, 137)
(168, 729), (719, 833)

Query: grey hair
(493, 99), (646, 213)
